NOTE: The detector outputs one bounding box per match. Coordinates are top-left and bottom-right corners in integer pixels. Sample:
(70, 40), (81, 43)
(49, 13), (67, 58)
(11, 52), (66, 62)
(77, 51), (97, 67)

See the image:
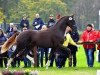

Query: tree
(6, 0), (68, 24)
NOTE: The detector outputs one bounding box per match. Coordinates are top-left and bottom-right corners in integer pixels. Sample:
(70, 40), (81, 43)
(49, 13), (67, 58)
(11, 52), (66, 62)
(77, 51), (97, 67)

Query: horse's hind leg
(46, 48), (55, 69)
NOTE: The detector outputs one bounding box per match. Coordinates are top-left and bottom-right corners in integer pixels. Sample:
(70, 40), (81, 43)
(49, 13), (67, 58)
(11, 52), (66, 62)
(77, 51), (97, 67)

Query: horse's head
(64, 15), (77, 32)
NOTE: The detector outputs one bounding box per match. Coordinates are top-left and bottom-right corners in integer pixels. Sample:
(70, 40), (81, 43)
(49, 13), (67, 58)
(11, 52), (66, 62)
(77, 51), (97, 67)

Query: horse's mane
(1, 32), (18, 53)
(56, 16), (67, 24)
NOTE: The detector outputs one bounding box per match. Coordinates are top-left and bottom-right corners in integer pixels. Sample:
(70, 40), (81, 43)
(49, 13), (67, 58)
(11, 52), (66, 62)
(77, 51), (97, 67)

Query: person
(38, 25), (49, 67)
(67, 30), (79, 67)
(32, 13), (44, 30)
(20, 14), (30, 30)
(97, 30), (100, 63)
(56, 14), (61, 22)
(46, 15), (55, 67)
(47, 14), (55, 28)
(55, 26), (77, 68)
(7, 25), (20, 67)
(6, 23), (14, 36)
(32, 13), (44, 67)
(80, 24), (97, 67)
(22, 27), (32, 68)
(0, 28), (7, 68)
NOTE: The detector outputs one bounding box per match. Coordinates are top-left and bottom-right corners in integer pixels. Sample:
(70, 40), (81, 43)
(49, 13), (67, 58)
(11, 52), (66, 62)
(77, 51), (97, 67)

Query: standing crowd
(0, 13), (100, 68)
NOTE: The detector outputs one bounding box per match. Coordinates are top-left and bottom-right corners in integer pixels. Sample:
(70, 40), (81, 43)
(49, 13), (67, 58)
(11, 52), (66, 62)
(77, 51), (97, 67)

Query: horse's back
(17, 30), (36, 45)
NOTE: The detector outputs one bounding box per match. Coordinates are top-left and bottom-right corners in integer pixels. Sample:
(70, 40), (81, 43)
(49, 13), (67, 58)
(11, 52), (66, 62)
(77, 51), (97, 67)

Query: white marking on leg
(6, 58), (13, 69)
(46, 60), (50, 69)
(26, 55), (34, 64)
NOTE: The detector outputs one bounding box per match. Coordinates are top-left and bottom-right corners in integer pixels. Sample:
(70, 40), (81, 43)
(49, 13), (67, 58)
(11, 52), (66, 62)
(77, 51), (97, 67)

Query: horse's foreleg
(6, 58), (13, 69)
(6, 48), (20, 69)
(46, 60), (50, 69)
(46, 48), (55, 69)
(26, 55), (34, 64)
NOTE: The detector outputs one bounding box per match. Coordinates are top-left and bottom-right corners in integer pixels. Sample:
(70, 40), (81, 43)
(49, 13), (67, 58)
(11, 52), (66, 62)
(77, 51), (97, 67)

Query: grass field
(0, 45), (100, 75)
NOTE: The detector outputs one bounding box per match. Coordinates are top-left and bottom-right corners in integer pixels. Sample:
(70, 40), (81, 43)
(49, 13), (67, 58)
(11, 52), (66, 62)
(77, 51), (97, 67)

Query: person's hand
(24, 23), (27, 26)
(89, 40), (93, 42)
(78, 41), (83, 43)
(76, 45), (80, 48)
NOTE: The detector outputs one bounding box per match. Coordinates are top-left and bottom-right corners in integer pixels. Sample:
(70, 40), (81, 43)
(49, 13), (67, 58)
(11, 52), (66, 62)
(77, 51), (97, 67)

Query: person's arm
(63, 33), (77, 47)
(69, 34), (77, 46)
(20, 20), (24, 27)
(74, 32), (79, 42)
(32, 19), (37, 26)
(40, 18), (44, 26)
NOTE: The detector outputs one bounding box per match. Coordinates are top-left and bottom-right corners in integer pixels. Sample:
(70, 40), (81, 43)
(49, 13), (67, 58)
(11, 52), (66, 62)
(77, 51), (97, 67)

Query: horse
(1, 15), (76, 69)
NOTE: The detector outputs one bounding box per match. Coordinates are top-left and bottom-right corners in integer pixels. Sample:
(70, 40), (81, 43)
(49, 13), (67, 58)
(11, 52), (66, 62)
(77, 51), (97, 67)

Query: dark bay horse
(3, 15), (76, 68)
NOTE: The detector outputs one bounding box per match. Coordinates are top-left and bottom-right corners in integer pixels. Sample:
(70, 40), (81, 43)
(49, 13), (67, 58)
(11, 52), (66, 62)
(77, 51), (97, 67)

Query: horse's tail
(1, 32), (19, 54)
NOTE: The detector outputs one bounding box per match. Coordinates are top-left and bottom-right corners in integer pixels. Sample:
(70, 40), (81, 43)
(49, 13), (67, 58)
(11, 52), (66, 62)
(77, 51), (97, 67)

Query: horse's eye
(69, 17), (73, 20)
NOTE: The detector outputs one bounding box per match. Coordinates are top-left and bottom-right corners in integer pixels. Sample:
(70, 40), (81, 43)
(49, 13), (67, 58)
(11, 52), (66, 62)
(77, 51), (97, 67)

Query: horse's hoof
(46, 65), (48, 69)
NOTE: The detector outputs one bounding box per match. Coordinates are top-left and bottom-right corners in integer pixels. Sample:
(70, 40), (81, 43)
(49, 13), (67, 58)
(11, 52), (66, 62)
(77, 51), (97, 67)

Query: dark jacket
(68, 31), (79, 52)
(20, 19), (29, 28)
(6, 27), (13, 33)
(47, 19), (55, 28)
(69, 31), (79, 42)
(32, 18), (44, 30)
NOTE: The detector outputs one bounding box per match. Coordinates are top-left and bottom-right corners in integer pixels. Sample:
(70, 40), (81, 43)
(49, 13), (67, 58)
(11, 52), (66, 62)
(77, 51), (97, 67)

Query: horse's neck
(52, 22), (66, 35)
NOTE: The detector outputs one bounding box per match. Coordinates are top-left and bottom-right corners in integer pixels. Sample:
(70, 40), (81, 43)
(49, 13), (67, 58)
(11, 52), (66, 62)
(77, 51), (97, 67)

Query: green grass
(0, 45), (100, 75)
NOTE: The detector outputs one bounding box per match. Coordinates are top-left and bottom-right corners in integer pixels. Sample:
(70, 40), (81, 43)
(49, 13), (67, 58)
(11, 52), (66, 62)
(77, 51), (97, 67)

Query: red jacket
(97, 30), (100, 50)
(80, 29), (97, 49)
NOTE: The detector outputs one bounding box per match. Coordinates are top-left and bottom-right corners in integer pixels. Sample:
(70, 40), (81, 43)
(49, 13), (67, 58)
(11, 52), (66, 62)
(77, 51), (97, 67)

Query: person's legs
(88, 48), (94, 67)
(0, 58), (3, 67)
(49, 48), (55, 67)
(84, 49), (89, 67)
(27, 59), (31, 67)
(45, 48), (49, 64)
(40, 48), (44, 67)
(23, 57), (27, 68)
(73, 51), (77, 67)
(4, 58), (8, 67)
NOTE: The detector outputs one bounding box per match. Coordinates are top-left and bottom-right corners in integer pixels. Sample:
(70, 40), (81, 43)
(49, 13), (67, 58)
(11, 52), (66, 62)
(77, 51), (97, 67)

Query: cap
(50, 14), (53, 17)
(87, 24), (93, 28)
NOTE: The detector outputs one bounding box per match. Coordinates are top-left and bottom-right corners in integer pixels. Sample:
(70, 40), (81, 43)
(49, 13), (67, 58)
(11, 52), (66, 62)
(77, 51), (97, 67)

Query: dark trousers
(23, 57), (31, 67)
(68, 45), (77, 67)
(71, 51), (77, 67)
(0, 57), (7, 67)
(49, 48), (55, 67)
(55, 49), (68, 68)
(40, 48), (49, 67)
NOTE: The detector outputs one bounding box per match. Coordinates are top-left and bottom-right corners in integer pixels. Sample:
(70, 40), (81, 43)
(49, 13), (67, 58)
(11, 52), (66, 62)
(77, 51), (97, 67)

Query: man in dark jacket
(68, 31), (79, 67)
(47, 14), (55, 67)
(47, 14), (55, 28)
(20, 14), (29, 29)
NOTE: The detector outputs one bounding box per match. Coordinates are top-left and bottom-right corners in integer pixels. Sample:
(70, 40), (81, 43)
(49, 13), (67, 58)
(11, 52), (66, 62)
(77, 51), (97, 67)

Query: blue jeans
(85, 48), (94, 67)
